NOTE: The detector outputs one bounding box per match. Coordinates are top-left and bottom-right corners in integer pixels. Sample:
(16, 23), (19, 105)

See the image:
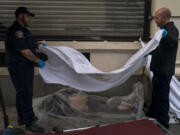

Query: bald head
(156, 8), (171, 19)
(155, 7), (171, 28)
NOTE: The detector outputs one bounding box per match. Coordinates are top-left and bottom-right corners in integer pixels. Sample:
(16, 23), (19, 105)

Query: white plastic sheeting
(169, 77), (180, 118)
(33, 82), (144, 129)
(39, 30), (162, 92)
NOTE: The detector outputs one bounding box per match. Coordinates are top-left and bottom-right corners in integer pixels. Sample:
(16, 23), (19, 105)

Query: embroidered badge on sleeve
(15, 31), (24, 38)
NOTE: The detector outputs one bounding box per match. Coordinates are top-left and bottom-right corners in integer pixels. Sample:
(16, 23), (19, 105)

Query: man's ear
(163, 16), (169, 23)
(18, 13), (23, 20)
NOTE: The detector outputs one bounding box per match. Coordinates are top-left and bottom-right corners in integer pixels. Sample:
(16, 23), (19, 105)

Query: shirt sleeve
(13, 30), (28, 51)
(164, 27), (179, 48)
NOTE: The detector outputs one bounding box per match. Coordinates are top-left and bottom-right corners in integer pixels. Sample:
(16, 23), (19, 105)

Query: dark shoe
(25, 121), (44, 133)
(34, 116), (39, 121)
(18, 116), (39, 126)
(18, 118), (24, 126)
(12, 128), (26, 135)
(145, 110), (154, 118)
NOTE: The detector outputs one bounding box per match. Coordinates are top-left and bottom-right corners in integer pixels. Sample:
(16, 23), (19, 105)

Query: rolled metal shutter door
(0, 0), (149, 41)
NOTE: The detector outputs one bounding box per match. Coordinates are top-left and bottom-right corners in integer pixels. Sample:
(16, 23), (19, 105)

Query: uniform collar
(14, 20), (30, 32)
(163, 21), (174, 28)
(14, 20), (25, 29)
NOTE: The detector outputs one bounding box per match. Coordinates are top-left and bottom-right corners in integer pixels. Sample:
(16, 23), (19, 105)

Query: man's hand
(161, 28), (168, 38)
(35, 41), (47, 47)
(40, 43), (48, 47)
(144, 54), (149, 58)
(37, 59), (45, 68)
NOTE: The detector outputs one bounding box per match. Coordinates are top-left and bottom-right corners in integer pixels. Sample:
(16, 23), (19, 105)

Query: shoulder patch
(15, 31), (24, 38)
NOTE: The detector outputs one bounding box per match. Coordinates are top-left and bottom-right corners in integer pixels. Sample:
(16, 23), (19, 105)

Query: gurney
(29, 30), (175, 135)
(25, 119), (173, 135)
(31, 83), (173, 135)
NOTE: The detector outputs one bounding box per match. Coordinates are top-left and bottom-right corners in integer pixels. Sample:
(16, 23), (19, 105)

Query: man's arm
(35, 42), (42, 47)
(20, 49), (45, 68)
(20, 49), (40, 63)
(164, 27), (179, 47)
(165, 33), (179, 46)
(35, 41), (47, 48)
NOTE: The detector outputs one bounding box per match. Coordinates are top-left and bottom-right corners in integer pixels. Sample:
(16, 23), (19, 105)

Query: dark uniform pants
(8, 64), (35, 125)
(148, 73), (172, 129)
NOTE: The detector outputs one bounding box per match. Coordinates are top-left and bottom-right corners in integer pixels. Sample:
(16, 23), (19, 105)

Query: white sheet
(39, 29), (180, 118)
(39, 30), (163, 92)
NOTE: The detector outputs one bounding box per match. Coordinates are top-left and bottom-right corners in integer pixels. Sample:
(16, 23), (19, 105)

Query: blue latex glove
(38, 59), (45, 68)
(41, 43), (48, 46)
(161, 28), (168, 38)
(144, 54), (149, 58)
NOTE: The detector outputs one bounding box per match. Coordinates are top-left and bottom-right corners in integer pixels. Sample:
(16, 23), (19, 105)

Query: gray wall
(0, 75), (66, 106)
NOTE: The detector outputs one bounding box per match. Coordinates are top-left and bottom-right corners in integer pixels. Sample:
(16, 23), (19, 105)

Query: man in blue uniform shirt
(5, 7), (45, 133)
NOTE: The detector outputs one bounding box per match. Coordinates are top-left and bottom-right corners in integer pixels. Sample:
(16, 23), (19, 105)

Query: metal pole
(143, 0), (152, 41)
